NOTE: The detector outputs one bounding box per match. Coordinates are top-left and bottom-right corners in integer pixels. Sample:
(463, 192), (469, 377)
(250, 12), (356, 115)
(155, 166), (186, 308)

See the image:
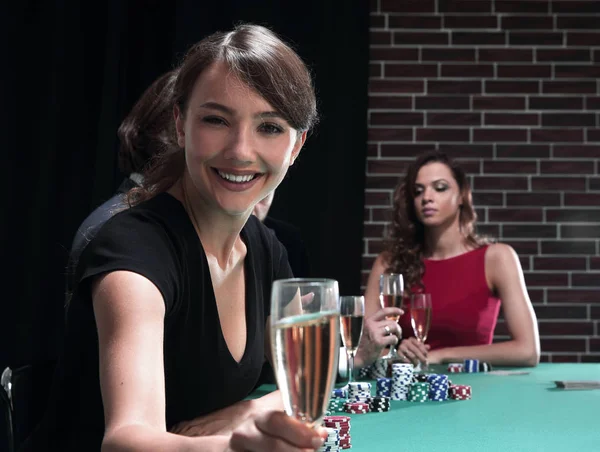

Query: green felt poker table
(250, 363), (600, 451)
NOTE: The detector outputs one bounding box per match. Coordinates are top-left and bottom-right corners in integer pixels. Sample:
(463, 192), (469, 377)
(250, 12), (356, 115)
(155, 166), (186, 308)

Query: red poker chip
(324, 416), (351, 422)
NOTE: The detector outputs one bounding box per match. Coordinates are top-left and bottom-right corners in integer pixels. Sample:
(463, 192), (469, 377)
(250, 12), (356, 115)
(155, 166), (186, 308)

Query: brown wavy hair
(384, 151), (493, 292)
(129, 23), (318, 206)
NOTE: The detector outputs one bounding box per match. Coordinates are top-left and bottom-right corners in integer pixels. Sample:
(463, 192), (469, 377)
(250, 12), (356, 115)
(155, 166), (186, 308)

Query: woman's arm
(428, 244), (541, 367)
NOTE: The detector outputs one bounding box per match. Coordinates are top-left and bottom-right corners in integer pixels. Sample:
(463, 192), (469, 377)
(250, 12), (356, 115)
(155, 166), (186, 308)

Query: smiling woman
(363, 151), (541, 370)
(21, 24), (329, 452)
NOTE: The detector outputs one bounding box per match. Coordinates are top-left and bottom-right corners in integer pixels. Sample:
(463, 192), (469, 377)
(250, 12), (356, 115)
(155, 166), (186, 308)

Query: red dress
(398, 245), (501, 350)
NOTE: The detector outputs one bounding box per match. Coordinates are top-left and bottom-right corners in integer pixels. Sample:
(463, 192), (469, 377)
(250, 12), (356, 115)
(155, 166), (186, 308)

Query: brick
(452, 32), (506, 45)
(484, 160), (537, 174)
(370, 63), (382, 78)
(441, 64), (494, 78)
(572, 273), (600, 287)
(364, 223), (386, 237)
(542, 241), (597, 255)
(534, 304), (588, 319)
(587, 97), (600, 110)
(485, 113), (539, 126)
(394, 31), (449, 45)
(541, 339), (586, 352)
(367, 159), (411, 174)
(505, 240), (539, 255)
(592, 305), (600, 317)
(553, 1), (600, 13)
(502, 15), (554, 29)
(537, 48), (591, 62)
(568, 32), (600, 46)
(505, 224), (556, 239)
(427, 112), (481, 126)
(366, 176), (402, 190)
(454, 160), (481, 174)
(369, 80), (424, 94)
(367, 239), (386, 254)
(422, 48), (476, 62)
(528, 290), (545, 305)
(370, 112), (424, 126)
(548, 289), (600, 303)
(539, 354), (551, 363)
(370, 208), (394, 222)
(538, 321), (595, 335)
(564, 193), (600, 207)
(533, 257), (587, 271)
(369, 96), (413, 109)
(486, 81), (539, 94)
(543, 81), (596, 94)
(439, 0), (492, 12)
(552, 355), (581, 363)
(562, 225), (600, 239)
(416, 128), (470, 142)
(479, 48), (533, 62)
(438, 144), (494, 158)
(362, 256), (376, 269)
(531, 129), (584, 143)
(370, 31), (392, 45)
(473, 192), (504, 206)
(496, 0), (549, 13)
(489, 208), (543, 222)
(541, 160), (594, 174)
(444, 15), (497, 29)
(367, 128), (414, 141)
(554, 145), (600, 158)
(496, 144), (550, 158)
(428, 80), (482, 94)
(558, 16), (600, 29)
(380, 0), (435, 12)
(367, 144), (378, 157)
(581, 355), (600, 363)
(388, 15), (442, 29)
(555, 65), (600, 79)
(547, 209), (600, 222)
(370, 48), (419, 61)
(370, 14), (385, 28)
(364, 192), (391, 206)
(529, 96), (584, 110)
(385, 64), (438, 78)
(473, 128), (528, 142)
(542, 113), (596, 127)
(506, 192), (560, 206)
(415, 96), (470, 110)
(477, 224), (500, 237)
(380, 144), (436, 158)
(588, 130), (600, 141)
(497, 64), (551, 78)
(509, 32), (563, 46)
(595, 49), (600, 62)
(590, 178), (600, 191)
(473, 176), (528, 191)
(472, 96), (526, 110)
(532, 177), (586, 191)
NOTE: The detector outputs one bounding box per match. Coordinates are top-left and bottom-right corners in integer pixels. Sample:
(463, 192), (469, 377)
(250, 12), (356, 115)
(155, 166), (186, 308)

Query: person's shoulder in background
(263, 215), (311, 278)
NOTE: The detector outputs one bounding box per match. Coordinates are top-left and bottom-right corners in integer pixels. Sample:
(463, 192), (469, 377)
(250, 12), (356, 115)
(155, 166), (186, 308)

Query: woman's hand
(227, 410), (327, 452)
(397, 337), (430, 366)
(354, 307), (403, 368)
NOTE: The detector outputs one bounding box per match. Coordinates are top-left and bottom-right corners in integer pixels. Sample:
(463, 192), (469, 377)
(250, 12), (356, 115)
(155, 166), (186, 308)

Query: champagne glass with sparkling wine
(271, 278), (340, 427)
(339, 296), (365, 385)
(410, 293), (432, 371)
(379, 273), (404, 360)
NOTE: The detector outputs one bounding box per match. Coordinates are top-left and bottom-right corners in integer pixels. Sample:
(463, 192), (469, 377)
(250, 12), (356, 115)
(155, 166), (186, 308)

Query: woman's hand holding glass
(378, 273), (404, 360)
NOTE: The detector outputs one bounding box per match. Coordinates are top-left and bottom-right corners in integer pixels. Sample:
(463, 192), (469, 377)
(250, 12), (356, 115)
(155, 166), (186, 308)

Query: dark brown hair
(384, 151), (493, 292)
(130, 23), (318, 205)
(117, 69), (178, 174)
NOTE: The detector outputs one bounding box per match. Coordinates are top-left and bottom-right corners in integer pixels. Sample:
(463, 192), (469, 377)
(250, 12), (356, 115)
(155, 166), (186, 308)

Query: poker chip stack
(464, 359), (479, 373)
(369, 396), (391, 412)
(447, 363), (464, 373)
(408, 382), (429, 402)
(357, 366), (371, 380)
(376, 377), (392, 398)
(344, 382), (371, 414)
(390, 363), (414, 400)
(426, 374), (449, 401)
(449, 384), (472, 400)
(327, 396), (347, 414)
(479, 361), (492, 372)
(323, 416), (352, 450)
(369, 358), (388, 379)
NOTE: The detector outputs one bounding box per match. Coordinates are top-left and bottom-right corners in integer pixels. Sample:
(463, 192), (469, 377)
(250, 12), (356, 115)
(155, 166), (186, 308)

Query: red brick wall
(364, 0), (600, 363)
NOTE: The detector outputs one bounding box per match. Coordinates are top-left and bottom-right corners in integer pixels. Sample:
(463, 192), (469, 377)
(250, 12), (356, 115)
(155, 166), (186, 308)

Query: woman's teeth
(217, 170), (257, 183)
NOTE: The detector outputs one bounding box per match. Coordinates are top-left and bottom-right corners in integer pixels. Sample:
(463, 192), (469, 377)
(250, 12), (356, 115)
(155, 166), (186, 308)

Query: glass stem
(348, 352), (353, 384)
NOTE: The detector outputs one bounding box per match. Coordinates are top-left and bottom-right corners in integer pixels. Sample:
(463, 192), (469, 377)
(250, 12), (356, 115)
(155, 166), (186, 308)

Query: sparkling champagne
(272, 311), (340, 427)
(340, 315), (364, 355)
(379, 294), (403, 321)
(411, 307), (432, 342)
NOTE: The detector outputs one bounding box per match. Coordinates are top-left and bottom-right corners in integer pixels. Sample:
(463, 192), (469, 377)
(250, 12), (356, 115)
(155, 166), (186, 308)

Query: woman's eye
(259, 123), (284, 135)
(436, 186), (448, 192)
(203, 116), (227, 126)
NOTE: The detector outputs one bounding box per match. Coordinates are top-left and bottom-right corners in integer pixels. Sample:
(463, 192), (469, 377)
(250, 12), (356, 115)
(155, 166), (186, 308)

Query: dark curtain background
(1, 0), (368, 388)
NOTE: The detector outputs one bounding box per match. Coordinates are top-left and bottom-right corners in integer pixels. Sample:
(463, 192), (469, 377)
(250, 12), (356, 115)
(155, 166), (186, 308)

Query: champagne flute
(379, 273), (404, 360)
(270, 278), (340, 427)
(339, 296), (365, 385)
(410, 293), (432, 371)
